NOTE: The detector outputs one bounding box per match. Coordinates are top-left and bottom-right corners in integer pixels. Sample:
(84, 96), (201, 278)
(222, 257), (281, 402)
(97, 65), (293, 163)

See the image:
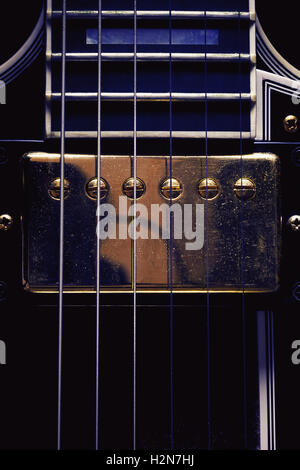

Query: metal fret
(49, 130), (253, 139)
(51, 52), (255, 63)
(49, 92), (255, 102)
(51, 10), (254, 20)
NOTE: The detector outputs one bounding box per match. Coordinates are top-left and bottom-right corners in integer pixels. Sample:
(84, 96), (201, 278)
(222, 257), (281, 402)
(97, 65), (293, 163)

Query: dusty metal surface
(22, 152), (280, 293)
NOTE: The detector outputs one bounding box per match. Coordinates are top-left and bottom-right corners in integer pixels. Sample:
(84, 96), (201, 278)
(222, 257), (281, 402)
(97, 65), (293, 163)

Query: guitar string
(204, 9), (212, 450)
(95, 0), (102, 451)
(238, 10), (248, 449)
(168, 0), (174, 451)
(133, 0), (137, 451)
(57, 0), (67, 451)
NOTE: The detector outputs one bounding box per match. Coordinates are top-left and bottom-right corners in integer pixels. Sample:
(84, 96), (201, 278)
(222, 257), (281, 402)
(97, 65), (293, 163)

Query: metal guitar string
(95, 0), (102, 451)
(57, 0), (67, 451)
(238, 10), (248, 448)
(204, 9), (212, 450)
(133, 0), (138, 451)
(168, 0), (174, 450)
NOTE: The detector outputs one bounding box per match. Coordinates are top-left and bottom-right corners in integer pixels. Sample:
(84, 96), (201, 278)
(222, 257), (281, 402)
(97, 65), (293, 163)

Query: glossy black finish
(257, 2), (299, 71)
(0, 0), (300, 451)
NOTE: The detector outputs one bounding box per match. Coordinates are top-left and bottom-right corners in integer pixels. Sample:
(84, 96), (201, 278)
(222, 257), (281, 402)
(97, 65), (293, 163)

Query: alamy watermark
(0, 340), (6, 365)
(0, 80), (6, 105)
(292, 340), (300, 365)
(96, 197), (205, 251)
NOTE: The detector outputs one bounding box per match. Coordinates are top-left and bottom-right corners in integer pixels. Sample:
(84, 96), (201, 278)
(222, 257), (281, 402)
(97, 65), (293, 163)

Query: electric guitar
(0, 0), (299, 451)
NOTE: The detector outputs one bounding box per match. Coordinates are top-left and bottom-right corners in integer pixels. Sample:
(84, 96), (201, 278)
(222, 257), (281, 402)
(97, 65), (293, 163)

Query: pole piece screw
(122, 177), (146, 200)
(160, 178), (183, 200)
(234, 178), (256, 200)
(49, 178), (70, 200)
(86, 177), (109, 200)
(198, 178), (219, 200)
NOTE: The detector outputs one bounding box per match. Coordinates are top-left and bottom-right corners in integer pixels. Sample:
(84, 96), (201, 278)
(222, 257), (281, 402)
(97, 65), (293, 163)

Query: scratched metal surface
(22, 152), (280, 292)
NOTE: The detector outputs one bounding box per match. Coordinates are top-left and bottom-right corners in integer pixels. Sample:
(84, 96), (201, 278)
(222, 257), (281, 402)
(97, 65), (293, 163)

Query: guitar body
(0, 0), (299, 451)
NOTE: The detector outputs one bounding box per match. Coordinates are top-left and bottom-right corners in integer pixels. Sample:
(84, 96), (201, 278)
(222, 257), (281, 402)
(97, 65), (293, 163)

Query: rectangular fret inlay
(86, 28), (220, 46)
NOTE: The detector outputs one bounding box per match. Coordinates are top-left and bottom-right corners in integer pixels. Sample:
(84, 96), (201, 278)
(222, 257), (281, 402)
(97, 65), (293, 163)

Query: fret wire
(204, 10), (212, 451)
(96, 0), (102, 451)
(133, 0), (137, 452)
(57, 0), (67, 451)
(169, 0), (174, 451)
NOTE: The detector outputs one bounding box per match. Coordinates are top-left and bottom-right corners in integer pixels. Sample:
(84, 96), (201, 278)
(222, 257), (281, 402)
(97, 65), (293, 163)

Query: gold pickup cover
(22, 153), (280, 293)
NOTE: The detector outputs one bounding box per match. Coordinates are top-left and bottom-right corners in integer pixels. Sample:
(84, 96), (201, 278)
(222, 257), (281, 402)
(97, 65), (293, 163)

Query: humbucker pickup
(22, 152), (280, 293)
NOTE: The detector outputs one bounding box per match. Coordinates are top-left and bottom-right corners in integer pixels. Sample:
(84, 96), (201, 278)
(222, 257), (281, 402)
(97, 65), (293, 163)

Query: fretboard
(46, 0), (256, 139)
